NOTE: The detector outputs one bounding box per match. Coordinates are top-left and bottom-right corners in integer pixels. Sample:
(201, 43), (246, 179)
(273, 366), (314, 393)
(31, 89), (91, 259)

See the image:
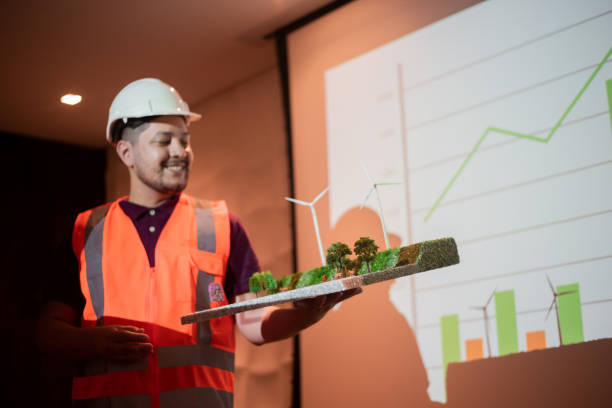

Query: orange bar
(526, 330), (546, 351)
(465, 338), (484, 361)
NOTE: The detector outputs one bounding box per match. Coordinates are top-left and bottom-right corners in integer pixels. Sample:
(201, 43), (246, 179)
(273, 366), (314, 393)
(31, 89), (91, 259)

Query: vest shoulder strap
(72, 203), (111, 257)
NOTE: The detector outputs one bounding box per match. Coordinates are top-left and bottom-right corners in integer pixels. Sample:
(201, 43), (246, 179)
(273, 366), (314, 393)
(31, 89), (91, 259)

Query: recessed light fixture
(61, 93), (82, 105)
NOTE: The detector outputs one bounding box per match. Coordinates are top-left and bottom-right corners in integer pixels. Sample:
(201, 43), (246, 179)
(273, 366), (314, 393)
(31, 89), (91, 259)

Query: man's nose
(169, 138), (187, 158)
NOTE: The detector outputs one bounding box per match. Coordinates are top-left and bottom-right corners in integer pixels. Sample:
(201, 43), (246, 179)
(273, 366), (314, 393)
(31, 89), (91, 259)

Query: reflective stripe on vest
(73, 388), (233, 408)
(73, 194), (234, 407)
(73, 394), (151, 408)
(80, 204), (110, 322)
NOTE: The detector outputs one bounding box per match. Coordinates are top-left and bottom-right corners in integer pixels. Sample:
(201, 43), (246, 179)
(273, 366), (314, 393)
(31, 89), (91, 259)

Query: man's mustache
(163, 159), (189, 167)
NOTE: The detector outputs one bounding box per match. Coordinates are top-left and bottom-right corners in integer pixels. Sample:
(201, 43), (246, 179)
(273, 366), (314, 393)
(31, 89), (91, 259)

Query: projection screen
(288, 0), (612, 405)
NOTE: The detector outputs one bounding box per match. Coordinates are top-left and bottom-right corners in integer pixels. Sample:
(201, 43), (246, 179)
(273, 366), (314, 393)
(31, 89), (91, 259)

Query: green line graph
(424, 47), (612, 222)
(607, 78), (612, 131)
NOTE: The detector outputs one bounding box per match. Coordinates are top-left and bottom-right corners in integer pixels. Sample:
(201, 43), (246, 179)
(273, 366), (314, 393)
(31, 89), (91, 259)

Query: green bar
(557, 283), (584, 345)
(495, 290), (519, 355)
(441, 314), (461, 378)
(607, 79), (612, 133)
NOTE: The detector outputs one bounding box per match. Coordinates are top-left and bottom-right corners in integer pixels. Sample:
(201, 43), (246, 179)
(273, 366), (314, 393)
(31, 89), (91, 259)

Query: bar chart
(324, 0), (612, 402)
(440, 283), (585, 374)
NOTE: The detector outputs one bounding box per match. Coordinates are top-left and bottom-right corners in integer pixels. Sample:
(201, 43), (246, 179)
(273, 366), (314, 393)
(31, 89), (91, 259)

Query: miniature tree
(353, 237), (379, 274)
(325, 252), (338, 272)
(349, 258), (362, 276)
(248, 272), (264, 297)
(344, 258), (359, 276)
(288, 272), (303, 290)
(277, 275), (292, 292)
(261, 271), (277, 294)
(326, 242), (352, 277)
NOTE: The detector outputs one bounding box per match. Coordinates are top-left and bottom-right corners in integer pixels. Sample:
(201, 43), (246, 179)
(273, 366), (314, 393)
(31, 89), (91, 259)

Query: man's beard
(135, 159), (190, 195)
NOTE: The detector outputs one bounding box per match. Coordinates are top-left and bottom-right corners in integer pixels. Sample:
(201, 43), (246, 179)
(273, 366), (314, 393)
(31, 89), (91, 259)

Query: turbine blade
(545, 274), (556, 294)
(545, 300), (555, 320)
(486, 287), (497, 306)
(285, 197), (309, 206)
(360, 188), (375, 209)
(361, 162), (374, 185)
(558, 290), (577, 296)
(377, 182), (402, 186)
(469, 306), (482, 311)
(312, 186), (329, 204)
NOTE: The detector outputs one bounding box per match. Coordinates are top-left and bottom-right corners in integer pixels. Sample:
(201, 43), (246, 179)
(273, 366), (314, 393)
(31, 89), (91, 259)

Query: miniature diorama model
(35, 78), (358, 408)
(184, 236), (460, 323)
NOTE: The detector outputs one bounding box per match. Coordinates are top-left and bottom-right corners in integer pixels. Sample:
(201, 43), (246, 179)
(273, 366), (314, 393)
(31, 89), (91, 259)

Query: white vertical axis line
(397, 62), (418, 334)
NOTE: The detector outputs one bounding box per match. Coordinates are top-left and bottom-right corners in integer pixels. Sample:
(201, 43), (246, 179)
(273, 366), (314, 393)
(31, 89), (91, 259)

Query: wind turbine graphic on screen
(470, 287), (496, 358)
(360, 163), (401, 250)
(545, 274), (577, 346)
(285, 187), (329, 266)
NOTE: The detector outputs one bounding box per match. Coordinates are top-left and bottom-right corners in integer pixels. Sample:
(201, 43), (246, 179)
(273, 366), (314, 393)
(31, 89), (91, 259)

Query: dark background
(0, 132), (105, 406)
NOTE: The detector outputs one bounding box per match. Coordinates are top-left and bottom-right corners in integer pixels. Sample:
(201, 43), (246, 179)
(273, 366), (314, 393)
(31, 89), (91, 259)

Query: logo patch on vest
(208, 283), (226, 303)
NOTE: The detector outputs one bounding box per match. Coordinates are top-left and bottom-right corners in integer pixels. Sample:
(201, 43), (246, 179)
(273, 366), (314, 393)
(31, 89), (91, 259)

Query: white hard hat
(106, 78), (201, 143)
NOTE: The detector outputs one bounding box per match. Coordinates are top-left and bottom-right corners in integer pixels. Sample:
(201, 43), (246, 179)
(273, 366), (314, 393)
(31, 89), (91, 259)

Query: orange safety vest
(71, 193), (235, 408)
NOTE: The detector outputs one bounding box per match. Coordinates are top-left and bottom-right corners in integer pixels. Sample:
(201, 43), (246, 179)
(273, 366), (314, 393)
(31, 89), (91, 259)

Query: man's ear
(116, 140), (134, 168)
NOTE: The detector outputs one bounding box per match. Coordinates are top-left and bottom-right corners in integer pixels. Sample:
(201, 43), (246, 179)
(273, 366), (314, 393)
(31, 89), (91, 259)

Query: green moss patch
(396, 243), (421, 266)
(416, 237), (459, 271)
(296, 266), (334, 288)
(276, 275), (293, 290)
(358, 248), (400, 275)
(288, 272), (303, 290)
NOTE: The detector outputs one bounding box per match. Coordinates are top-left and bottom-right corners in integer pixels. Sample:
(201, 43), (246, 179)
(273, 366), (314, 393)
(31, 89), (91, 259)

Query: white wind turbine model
(545, 274), (577, 346)
(470, 287), (496, 358)
(285, 187), (329, 266)
(360, 163), (401, 250)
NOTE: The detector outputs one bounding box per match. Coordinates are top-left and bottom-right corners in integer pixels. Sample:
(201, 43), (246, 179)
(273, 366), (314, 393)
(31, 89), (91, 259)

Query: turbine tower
(285, 187), (329, 266)
(470, 287), (496, 358)
(545, 274), (577, 346)
(360, 163), (401, 250)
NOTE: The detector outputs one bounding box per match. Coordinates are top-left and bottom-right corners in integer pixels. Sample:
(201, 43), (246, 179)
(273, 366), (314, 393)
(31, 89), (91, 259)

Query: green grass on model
(287, 272), (303, 290)
(296, 266), (334, 288)
(358, 248), (400, 275)
(276, 275), (293, 290)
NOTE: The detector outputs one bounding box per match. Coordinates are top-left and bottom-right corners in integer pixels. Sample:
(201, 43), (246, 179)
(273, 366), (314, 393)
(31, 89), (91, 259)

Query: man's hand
(259, 287), (363, 344)
(89, 326), (153, 362)
(292, 287), (363, 326)
(37, 301), (153, 361)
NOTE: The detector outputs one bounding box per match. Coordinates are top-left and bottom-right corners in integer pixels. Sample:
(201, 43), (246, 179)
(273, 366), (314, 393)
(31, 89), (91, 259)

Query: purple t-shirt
(118, 196), (260, 300)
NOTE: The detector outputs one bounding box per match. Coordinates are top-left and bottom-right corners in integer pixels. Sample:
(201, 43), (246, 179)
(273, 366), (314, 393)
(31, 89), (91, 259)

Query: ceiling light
(61, 94), (82, 105)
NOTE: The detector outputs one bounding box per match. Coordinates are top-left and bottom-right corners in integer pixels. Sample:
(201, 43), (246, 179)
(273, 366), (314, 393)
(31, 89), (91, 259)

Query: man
(37, 78), (359, 407)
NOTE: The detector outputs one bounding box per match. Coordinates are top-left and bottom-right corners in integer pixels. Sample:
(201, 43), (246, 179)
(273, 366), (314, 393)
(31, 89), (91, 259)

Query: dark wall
(0, 132), (105, 406)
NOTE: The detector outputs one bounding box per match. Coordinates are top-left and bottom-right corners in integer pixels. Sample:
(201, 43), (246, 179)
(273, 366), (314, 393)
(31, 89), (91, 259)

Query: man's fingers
(294, 287), (363, 311)
(111, 328), (150, 343)
(337, 287), (362, 302)
(295, 293), (339, 311)
(294, 294), (327, 310)
(118, 325), (145, 333)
